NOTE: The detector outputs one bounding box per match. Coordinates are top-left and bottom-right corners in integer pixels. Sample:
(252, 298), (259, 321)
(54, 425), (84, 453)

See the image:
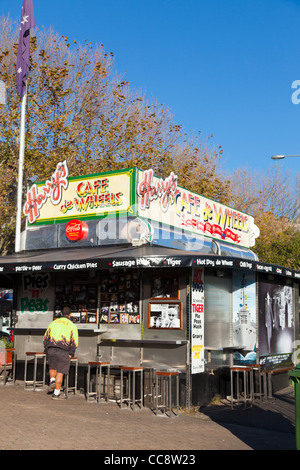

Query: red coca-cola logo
(65, 219), (88, 241)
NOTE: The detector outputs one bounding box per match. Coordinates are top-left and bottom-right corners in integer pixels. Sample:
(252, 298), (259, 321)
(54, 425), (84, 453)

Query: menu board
(54, 282), (98, 323)
(191, 267), (205, 373)
(99, 270), (140, 324)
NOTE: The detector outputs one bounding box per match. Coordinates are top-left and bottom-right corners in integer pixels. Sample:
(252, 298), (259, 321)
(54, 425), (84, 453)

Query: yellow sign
(23, 163), (134, 225)
(136, 168), (258, 248)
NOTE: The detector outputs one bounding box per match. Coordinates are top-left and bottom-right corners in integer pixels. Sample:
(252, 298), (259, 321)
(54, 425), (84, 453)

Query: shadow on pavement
(200, 387), (297, 450)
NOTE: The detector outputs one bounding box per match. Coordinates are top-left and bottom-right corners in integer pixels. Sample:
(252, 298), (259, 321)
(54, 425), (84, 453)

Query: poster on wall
(232, 270), (256, 364)
(148, 302), (182, 329)
(16, 273), (54, 328)
(151, 275), (179, 299)
(191, 267), (204, 374)
(259, 280), (294, 368)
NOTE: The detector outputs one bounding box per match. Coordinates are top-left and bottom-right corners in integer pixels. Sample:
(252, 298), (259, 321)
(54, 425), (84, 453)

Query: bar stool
(155, 371), (179, 417)
(0, 348), (16, 385)
(120, 366), (143, 410)
(64, 357), (78, 398)
(86, 361), (110, 403)
(24, 352), (46, 391)
(230, 366), (253, 409)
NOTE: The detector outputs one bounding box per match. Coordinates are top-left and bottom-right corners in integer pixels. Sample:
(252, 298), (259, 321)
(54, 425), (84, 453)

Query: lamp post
(271, 154), (300, 160)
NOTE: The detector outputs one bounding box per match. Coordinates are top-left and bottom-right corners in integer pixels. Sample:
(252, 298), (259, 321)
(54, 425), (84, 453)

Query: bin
(288, 365), (300, 450)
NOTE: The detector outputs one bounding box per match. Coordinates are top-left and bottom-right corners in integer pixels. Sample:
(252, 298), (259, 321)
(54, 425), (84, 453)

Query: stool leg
(151, 370), (155, 406)
(141, 370), (143, 408)
(132, 371), (135, 411)
(87, 365), (91, 401)
(263, 371), (267, 401)
(106, 367), (110, 402)
(93, 365), (98, 401)
(33, 356), (37, 391)
(3, 363), (7, 385)
(24, 355), (28, 389)
(243, 371), (246, 408)
(43, 355), (46, 388)
(65, 373), (69, 398)
(120, 368), (124, 408)
(176, 374), (179, 416)
(155, 377), (159, 415)
(258, 369), (262, 402)
(75, 361), (78, 393)
(163, 377), (166, 413)
(249, 369), (253, 407)
(125, 371), (131, 407)
(98, 365), (102, 403)
(12, 352), (16, 384)
(268, 373), (272, 400)
(230, 369), (233, 409)
(168, 375), (172, 416)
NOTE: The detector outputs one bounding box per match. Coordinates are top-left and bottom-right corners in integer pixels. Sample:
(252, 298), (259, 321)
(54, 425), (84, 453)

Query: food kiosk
(0, 164), (298, 406)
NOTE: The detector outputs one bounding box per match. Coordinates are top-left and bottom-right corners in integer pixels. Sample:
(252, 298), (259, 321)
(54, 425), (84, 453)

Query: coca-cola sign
(65, 219), (88, 241)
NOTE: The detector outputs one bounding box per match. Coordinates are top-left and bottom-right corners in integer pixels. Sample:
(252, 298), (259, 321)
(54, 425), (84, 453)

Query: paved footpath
(0, 382), (297, 453)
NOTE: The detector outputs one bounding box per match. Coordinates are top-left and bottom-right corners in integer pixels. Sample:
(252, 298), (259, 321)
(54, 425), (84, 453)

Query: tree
(0, 16), (229, 254)
(254, 226), (300, 270)
(227, 166), (300, 268)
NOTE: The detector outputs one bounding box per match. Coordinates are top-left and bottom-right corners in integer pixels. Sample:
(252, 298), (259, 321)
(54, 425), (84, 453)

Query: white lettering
(291, 80), (300, 104)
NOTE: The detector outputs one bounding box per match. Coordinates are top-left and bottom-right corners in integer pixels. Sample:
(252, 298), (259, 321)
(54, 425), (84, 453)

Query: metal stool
(86, 361), (110, 403)
(120, 366), (143, 410)
(230, 366), (253, 409)
(64, 357), (78, 398)
(0, 348), (16, 385)
(155, 371), (179, 417)
(24, 352), (46, 391)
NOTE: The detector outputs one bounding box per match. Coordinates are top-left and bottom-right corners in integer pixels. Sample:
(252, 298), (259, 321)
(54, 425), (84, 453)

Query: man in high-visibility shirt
(43, 306), (78, 400)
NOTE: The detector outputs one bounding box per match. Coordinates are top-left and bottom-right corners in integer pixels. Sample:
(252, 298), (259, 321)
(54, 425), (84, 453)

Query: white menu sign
(191, 267), (205, 374)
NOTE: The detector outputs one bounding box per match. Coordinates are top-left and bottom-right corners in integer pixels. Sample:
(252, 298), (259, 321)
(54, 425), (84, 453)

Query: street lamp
(271, 154), (300, 160)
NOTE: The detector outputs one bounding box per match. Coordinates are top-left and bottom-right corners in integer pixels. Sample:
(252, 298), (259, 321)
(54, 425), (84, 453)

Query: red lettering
(192, 303), (204, 313)
(137, 169), (178, 213)
(23, 161), (69, 224)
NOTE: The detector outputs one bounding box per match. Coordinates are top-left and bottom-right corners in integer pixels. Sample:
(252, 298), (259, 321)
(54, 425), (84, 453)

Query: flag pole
(15, 0), (35, 252)
(15, 88), (27, 253)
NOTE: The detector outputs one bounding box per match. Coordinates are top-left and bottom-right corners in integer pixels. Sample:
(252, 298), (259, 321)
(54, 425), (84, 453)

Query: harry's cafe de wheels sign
(23, 161), (259, 248)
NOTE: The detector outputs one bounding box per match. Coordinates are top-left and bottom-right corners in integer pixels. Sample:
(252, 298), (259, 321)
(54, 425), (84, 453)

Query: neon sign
(137, 169), (178, 212)
(23, 161), (69, 224)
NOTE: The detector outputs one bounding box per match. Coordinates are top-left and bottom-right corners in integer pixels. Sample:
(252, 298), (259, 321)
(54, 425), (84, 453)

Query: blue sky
(1, 0), (300, 178)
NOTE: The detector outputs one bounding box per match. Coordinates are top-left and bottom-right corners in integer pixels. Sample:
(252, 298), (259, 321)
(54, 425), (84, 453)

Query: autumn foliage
(0, 16), (299, 268)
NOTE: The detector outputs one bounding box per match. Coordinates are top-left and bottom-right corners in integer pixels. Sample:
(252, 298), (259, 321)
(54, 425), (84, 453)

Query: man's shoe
(47, 382), (56, 394)
(51, 392), (67, 400)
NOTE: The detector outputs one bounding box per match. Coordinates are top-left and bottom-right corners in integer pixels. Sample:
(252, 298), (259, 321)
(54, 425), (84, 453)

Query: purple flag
(16, 0), (35, 99)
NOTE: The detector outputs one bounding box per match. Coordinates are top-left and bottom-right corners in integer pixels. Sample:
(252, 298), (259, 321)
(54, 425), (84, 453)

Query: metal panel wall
(204, 269), (231, 348)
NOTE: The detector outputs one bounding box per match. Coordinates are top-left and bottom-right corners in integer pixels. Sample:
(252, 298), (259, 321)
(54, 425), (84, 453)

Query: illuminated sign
(23, 164), (258, 249)
(24, 166), (134, 225)
(136, 169), (258, 248)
